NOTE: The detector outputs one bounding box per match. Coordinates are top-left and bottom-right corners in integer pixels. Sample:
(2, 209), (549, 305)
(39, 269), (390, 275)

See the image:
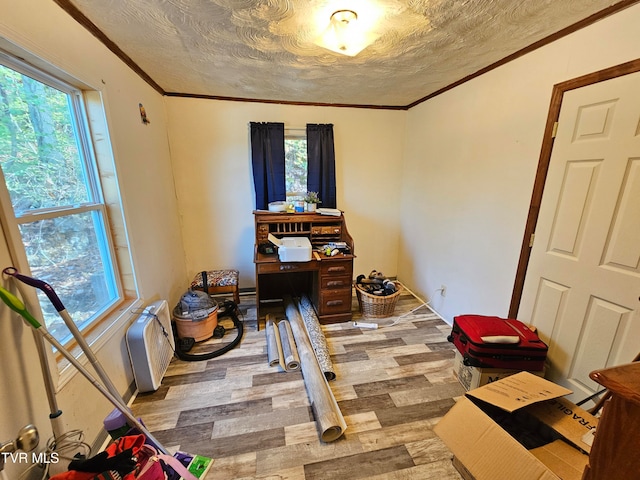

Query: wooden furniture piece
(253, 210), (355, 325)
(588, 351), (639, 415)
(581, 361), (640, 480)
(190, 269), (240, 305)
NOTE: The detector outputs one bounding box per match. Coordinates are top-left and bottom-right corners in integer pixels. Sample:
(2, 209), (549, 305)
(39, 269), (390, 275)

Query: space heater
(126, 299), (175, 392)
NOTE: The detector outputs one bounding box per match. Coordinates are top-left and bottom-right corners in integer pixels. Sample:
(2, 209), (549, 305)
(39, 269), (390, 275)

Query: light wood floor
(131, 289), (464, 479)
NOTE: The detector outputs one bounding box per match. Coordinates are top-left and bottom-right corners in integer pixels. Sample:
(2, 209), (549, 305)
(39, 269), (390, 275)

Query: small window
(284, 133), (307, 200)
(0, 55), (122, 345)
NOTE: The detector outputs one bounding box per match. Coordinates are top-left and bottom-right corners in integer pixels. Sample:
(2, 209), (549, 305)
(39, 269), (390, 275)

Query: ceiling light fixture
(315, 9), (377, 56)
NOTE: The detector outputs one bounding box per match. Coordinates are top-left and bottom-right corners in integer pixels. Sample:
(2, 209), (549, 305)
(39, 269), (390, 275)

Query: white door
(518, 71), (640, 402)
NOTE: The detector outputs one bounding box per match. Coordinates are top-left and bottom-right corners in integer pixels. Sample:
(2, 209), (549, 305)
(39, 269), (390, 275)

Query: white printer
(268, 233), (312, 262)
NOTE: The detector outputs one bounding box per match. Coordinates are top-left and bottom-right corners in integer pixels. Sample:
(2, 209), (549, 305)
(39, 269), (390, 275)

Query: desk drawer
(311, 225), (342, 236)
(320, 260), (352, 277)
(319, 289), (353, 315)
(320, 274), (352, 290)
(257, 262), (314, 274)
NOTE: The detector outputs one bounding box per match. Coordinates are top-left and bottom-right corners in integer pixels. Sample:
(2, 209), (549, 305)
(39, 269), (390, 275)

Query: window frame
(0, 49), (137, 377)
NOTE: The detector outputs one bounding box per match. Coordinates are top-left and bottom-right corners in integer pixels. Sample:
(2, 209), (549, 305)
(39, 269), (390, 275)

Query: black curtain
(250, 122), (285, 210)
(306, 124), (336, 208)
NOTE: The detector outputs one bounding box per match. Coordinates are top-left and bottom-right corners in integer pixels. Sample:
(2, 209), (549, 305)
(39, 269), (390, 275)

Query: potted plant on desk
(304, 191), (321, 212)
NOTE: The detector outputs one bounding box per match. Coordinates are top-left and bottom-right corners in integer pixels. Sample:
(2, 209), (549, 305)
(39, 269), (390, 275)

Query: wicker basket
(356, 282), (402, 318)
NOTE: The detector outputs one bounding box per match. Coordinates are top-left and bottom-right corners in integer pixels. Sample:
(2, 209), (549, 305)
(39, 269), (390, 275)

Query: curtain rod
(247, 122), (306, 131)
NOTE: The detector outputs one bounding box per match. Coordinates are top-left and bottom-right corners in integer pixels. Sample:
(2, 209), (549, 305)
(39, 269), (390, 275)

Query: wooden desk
(582, 362), (640, 480)
(253, 210), (355, 324)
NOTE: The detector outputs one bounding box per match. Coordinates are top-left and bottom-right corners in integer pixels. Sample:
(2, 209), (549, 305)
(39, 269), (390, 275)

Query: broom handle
(0, 287), (169, 455)
(3, 267), (123, 401)
(36, 325), (170, 455)
(31, 328), (66, 439)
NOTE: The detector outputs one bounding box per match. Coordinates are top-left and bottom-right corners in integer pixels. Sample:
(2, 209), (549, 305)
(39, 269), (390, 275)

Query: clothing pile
(355, 270), (397, 296)
(49, 434), (208, 480)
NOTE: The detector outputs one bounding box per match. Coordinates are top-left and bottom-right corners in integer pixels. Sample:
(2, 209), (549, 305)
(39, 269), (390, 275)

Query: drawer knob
(327, 266), (346, 273)
(280, 264), (298, 271)
(327, 280), (344, 287)
(326, 300), (343, 306)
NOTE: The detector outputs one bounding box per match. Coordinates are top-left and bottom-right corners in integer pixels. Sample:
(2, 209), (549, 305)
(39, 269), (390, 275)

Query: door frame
(509, 58), (640, 318)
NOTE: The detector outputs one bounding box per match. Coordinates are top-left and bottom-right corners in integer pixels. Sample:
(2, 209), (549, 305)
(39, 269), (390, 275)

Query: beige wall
(399, 3), (640, 322)
(0, 1), (186, 475)
(165, 99), (406, 286)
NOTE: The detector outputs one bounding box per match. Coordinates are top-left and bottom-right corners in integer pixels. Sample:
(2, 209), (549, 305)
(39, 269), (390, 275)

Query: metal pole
(0, 286), (169, 455)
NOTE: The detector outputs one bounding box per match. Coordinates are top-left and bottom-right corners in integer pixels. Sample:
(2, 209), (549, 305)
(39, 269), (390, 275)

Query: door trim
(509, 58), (640, 318)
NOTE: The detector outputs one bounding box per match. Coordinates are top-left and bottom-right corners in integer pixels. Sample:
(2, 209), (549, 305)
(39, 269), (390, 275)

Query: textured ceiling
(63, 0), (629, 108)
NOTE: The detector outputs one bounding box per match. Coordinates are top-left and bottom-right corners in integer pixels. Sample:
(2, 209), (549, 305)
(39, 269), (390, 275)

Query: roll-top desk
(253, 210), (355, 324)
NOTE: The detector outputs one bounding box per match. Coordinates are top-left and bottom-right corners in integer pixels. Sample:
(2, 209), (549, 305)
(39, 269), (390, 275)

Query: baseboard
(427, 304), (450, 325)
(394, 279), (452, 326)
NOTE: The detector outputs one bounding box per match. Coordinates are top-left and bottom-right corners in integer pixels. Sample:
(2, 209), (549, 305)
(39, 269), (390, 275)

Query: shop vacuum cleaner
(172, 289), (244, 362)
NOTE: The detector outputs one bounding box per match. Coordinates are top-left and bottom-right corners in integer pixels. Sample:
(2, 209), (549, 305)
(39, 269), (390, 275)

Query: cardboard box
(434, 372), (598, 480)
(453, 350), (545, 391)
(268, 234), (312, 262)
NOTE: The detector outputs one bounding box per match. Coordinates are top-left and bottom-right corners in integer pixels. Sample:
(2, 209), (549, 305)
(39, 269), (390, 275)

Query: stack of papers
(316, 208), (341, 216)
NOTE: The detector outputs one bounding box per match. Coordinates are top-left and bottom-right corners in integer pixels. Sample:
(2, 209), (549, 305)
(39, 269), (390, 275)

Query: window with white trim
(0, 52), (125, 346)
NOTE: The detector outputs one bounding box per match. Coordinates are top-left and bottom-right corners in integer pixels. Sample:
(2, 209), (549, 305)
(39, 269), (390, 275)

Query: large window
(0, 55), (121, 345)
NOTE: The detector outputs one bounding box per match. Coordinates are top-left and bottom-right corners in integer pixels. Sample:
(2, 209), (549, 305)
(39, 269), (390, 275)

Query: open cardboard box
(434, 372), (598, 480)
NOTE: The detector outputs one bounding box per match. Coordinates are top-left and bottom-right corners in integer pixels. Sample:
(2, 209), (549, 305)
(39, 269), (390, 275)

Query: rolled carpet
(278, 319), (301, 371)
(265, 315), (283, 368)
(297, 295), (336, 381)
(285, 296), (346, 442)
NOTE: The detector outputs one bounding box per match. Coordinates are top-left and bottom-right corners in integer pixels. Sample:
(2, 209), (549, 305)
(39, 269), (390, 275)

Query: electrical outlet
(440, 285), (447, 297)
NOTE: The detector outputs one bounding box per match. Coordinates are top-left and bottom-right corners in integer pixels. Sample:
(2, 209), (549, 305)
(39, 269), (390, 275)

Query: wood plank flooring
(131, 289), (464, 479)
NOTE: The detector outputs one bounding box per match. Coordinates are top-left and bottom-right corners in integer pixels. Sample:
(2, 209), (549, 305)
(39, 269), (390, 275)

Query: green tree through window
(285, 136), (307, 197)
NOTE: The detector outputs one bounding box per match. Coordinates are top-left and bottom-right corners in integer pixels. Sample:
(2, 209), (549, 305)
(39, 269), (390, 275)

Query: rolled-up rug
(265, 315), (283, 368)
(285, 296), (346, 442)
(297, 295), (336, 381)
(278, 319), (300, 371)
